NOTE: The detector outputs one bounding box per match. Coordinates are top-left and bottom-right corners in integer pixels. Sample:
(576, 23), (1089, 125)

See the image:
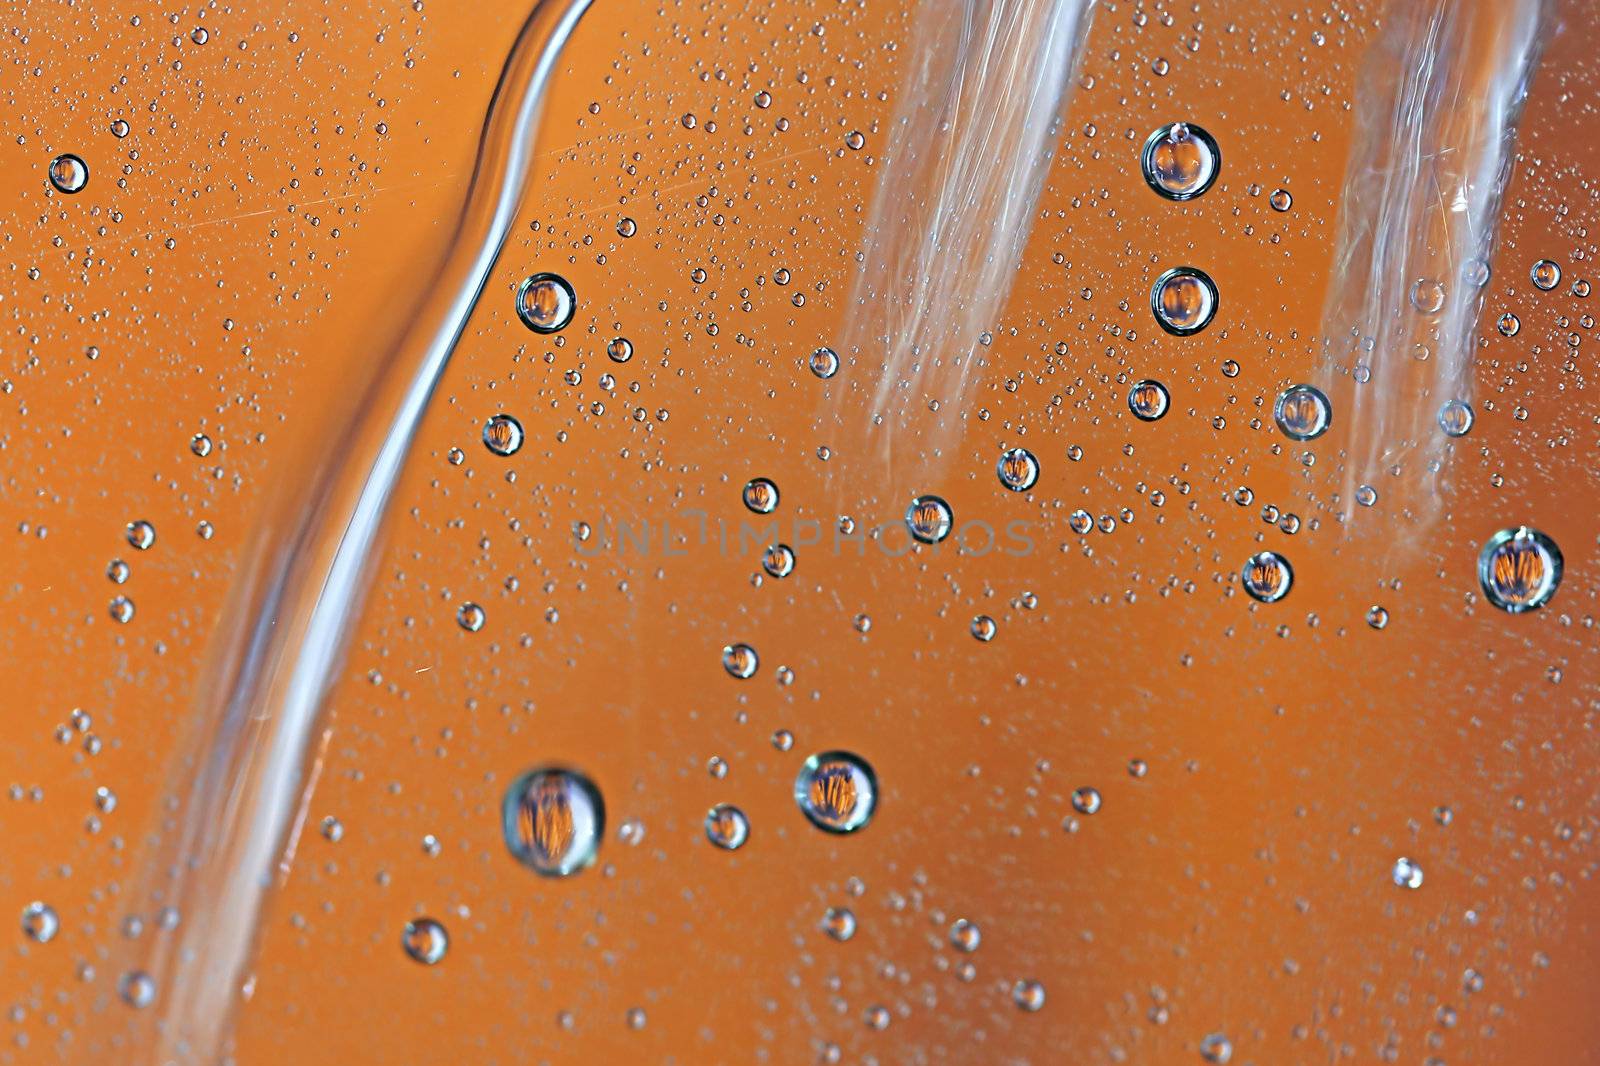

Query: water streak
(1319, 0), (1548, 522)
(834, 0), (1095, 478)
(88, 1), (592, 1060)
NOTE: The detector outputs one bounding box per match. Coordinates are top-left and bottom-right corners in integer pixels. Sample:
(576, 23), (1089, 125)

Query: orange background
(3, 0), (1599, 1063)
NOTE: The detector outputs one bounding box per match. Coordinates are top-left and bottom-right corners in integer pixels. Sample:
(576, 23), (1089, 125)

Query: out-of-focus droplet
(949, 919), (981, 952)
(1128, 379), (1170, 422)
(21, 902), (58, 943)
(1150, 267), (1217, 334)
(996, 447), (1039, 492)
(1012, 979), (1046, 1012)
(1140, 122), (1219, 201)
(1242, 551), (1293, 603)
(126, 520), (156, 550)
(1392, 856), (1424, 889)
(1409, 277), (1446, 314)
(704, 804), (750, 850)
(808, 346), (839, 379)
(742, 477), (779, 514)
(456, 602), (485, 632)
(905, 494), (953, 544)
(503, 767), (605, 877)
(515, 272), (576, 333)
(482, 414), (523, 456)
(401, 918), (449, 965)
(1071, 786), (1101, 815)
(119, 970), (156, 1009)
(109, 596), (135, 624)
(821, 907), (857, 941)
(971, 615), (997, 642)
(795, 751), (877, 834)
(1437, 399), (1475, 437)
(722, 642), (759, 679)
(190, 433), (212, 457)
(49, 154), (89, 194)
(1200, 1033), (1234, 1063)
(1366, 605), (1389, 630)
(1273, 384), (1331, 441)
(1530, 258), (1561, 291)
(1478, 526), (1562, 613)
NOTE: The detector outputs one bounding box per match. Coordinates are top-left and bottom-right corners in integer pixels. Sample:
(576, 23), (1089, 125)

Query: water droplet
(1128, 379), (1171, 421)
(1531, 259), (1561, 291)
(742, 477), (779, 514)
(754, 90), (772, 108)
(801, 345), (841, 382)
(1150, 267), (1217, 335)
(189, 433), (212, 457)
(109, 596), (135, 624)
(401, 917), (449, 964)
(1392, 856), (1424, 889)
(1071, 786), (1102, 814)
(1268, 188), (1292, 211)
(1273, 384), (1331, 441)
(48, 154), (89, 194)
(1241, 551), (1293, 603)
(1478, 526), (1562, 613)
(456, 602), (485, 632)
(971, 615), (997, 642)
(615, 217), (636, 238)
(762, 543), (795, 578)
(1012, 979), (1046, 1012)
(21, 902), (58, 943)
(996, 447), (1039, 492)
(515, 272), (576, 333)
(1140, 122), (1219, 201)
(1199, 1033), (1233, 1063)
(844, 130), (865, 150)
(905, 494), (953, 544)
(795, 751), (877, 834)
(1497, 312), (1520, 337)
(722, 642), (759, 679)
(606, 337), (634, 363)
(1409, 277), (1446, 314)
(126, 520), (156, 550)
(482, 414), (523, 456)
(821, 906), (857, 941)
(1355, 484), (1377, 507)
(502, 767), (605, 877)
(319, 816), (343, 842)
(704, 804), (750, 850)
(118, 970), (156, 1009)
(949, 919), (981, 952)
(1365, 605), (1389, 630)
(110, 119), (130, 139)
(1437, 399), (1475, 437)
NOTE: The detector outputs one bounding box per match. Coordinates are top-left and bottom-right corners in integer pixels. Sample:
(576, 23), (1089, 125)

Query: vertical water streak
(1319, 0), (1547, 523)
(833, 0), (1095, 480)
(90, 1), (592, 1061)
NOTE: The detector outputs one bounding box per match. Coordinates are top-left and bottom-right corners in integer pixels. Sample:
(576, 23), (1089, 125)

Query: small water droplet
(905, 494), (953, 544)
(456, 602), (485, 632)
(1012, 979), (1046, 1012)
(118, 970), (156, 1009)
(762, 543), (795, 578)
(996, 447), (1039, 492)
(1241, 551), (1293, 603)
(704, 804), (750, 850)
(401, 917), (449, 964)
(1392, 856), (1424, 889)
(722, 642), (759, 679)
(821, 906), (857, 941)
(808, 346), (839, 379)
(21, 902), (58, 943)
(126, 520), (156, 550)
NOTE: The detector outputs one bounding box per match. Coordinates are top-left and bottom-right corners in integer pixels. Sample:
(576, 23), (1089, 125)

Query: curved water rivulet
(1319, 0), (1548, 527)
(83, 1), (593, 1061)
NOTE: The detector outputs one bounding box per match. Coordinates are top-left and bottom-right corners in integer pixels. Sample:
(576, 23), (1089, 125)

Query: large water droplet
(795, 751), (877, 833)
(1128, 379), (1170, 422)
(1241, 551), (1293, 603)
(1530, 259), (1561, 291)
(996, 448), (1039, 492)
(1478, 526), (1562, 613)
(482, 414), (524, 456)
(704, 804), (750, 850)
(905, 494), (953, 544)
(1150, 267), (1217, 335)
(1437, 399), (1474, 437)
(1273, 384), (1331, 441)
(502, 767), (605, 877)
(722, 642), (759, 679)
(1140, 122), (1219, 201)
(808, 346), (840, 379)
(742, 477), (779, 514)
(49, 153), (89, 194)
(515, 272), (576, 333)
